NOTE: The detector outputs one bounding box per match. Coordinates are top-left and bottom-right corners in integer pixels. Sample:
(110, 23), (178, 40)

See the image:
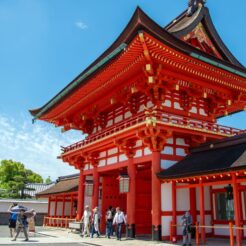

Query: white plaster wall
(162, 146), (173, 155)
(176, 138), (187, 146)
(119, 154), (127, 162)
(135, 149), (142, 157)
(214, 224), (233, 236)
(196, 186), (211, 211)
(162, 216), (172, 236)
(176, 148), (186, 156)
(108, 148), (118, 155)
(196, 215), (212, 233)
(124, 111), (132, 118)
(166, 138), (173, 144)
(177, 215), (183, 235)
(144, 147), (151, 155)
(50, 202), (55, 216)
(0, 199), (48, 214)
(107, 156), (117, 165)
(98, 159), (106, 167)
(177, 188), (189, 211)
(204, 186), (211, 210)
(64, 202), (71, 216)
(56, 201), (63, 216)
(161, 183), (172, 211)
(163, 100), (171, 107)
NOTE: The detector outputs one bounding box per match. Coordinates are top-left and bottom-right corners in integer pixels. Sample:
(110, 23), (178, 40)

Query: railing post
(229, 222), (234, 246)
(170, 221), (173, 242)
(196, 221), (199, 246)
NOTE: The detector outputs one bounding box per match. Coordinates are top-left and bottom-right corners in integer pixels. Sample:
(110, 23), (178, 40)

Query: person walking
(105, 206), (113, 238)
(113, 207), (126, 241)
(181, 211), (193, 246)
(81, 205), (91, 237)
(91, 207), (100, 238)
(12, 208), (29, 241)
(8, 203), (18, 238)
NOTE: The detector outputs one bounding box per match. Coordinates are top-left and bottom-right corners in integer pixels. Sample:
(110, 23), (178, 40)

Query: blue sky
(0, 0), (245, 180)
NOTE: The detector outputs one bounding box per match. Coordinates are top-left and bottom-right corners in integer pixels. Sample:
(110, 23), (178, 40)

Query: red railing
(43, 216), (76, 228)
(62, 110), (245, 153)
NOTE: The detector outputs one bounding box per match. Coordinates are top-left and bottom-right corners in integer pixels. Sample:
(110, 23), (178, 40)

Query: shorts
(9, 219), (16, 229)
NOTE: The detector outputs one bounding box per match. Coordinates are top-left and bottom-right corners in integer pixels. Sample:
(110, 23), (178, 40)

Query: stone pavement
(0, 226), (235, 246)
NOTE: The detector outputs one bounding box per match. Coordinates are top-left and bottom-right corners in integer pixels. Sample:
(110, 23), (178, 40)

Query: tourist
(12, 208), (29, 241)
(181, 211), (193, 246)
(8, 203), (18, 238)
(91, 207), (100, 238)
(81, 205), (91, 237)
(113, 207), (126, 241)
(105, 206), (113, 238)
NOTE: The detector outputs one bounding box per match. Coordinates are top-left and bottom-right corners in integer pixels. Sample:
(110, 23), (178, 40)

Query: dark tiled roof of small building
(157, 133), (246, 180)
(36, 174), (79, 197)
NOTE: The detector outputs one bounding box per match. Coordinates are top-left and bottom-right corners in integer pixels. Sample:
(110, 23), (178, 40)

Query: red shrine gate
(30, 1), (246, 242)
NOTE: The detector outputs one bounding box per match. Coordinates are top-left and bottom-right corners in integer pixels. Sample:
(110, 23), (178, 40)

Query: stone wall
(0, 212), (47, 226)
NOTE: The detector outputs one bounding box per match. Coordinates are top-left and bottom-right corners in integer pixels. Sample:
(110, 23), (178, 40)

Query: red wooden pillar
(76, 169), (85, 220)
(199, 180), (206, 243)
(70, 195), (73, 219)
(62, 195), (65, 216)
(172, 181), (177, 237)
(127, 157), (136, 238)
(151, 151), (161, 241)
(232, 174), (242, 246)
(48, 197), (51, 216)
(92, 165), (99, 209)
(54, 196), (58, 217)
(190, 187), (196, 223)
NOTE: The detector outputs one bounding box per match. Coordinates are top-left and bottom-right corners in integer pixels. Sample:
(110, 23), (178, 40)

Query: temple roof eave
(29, 6), (246, 122)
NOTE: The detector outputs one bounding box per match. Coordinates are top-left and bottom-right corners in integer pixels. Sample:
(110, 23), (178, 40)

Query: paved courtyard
(0, 226), (239, 246)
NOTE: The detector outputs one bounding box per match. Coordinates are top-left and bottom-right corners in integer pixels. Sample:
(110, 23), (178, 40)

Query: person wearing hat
(81, 205), (91, 237)
(12, 208), (29, 241)
(91, 207), (100, 238)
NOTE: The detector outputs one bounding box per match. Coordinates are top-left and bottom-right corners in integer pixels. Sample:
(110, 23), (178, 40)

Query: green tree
(45, 176), (52, 184)
(0, 159), (43, 198)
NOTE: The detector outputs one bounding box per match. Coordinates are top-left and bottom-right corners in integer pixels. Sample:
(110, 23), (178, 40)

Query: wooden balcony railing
(62, 109), (245, 153)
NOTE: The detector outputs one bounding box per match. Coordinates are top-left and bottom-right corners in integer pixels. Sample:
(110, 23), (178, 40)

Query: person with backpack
(8, 203), (18, 238)
(105, 206), (113, 239)
(12, 208), (29, 241)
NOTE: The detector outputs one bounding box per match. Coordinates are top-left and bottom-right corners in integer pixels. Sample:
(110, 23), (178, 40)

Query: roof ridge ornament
(186, 0), (206, 17)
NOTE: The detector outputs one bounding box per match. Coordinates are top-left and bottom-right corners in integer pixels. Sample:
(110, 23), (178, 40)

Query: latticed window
(119, 174), (130, 193)
(215, 192), (234, 221)
(85, 181), (93, 196)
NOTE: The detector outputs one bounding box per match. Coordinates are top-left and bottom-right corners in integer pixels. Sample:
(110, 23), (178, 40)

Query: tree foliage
(0, 159), (43, 198)
(45, 176), (52, 184)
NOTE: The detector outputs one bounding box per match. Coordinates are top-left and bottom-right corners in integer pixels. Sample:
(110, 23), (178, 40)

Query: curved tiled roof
(158, 133), (246, 180)
(36, 175), (79, 197)
(29, 6), (246, 121)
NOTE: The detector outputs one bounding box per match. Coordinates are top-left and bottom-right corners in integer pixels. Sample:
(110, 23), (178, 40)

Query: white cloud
(75, 21), (88, 30)
(0, 114), (83, 181)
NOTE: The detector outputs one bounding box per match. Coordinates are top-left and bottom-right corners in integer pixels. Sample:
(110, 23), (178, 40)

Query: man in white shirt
(81, 205), (91, 237)
(113, 207), (126, 240)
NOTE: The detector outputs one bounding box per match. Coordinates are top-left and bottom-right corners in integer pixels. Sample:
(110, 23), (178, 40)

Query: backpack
(106, 210), (112, 220)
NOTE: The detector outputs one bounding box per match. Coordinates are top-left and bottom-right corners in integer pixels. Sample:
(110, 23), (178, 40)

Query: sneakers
(11, 238), (16, 241)
(24, 239), (29, 241)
